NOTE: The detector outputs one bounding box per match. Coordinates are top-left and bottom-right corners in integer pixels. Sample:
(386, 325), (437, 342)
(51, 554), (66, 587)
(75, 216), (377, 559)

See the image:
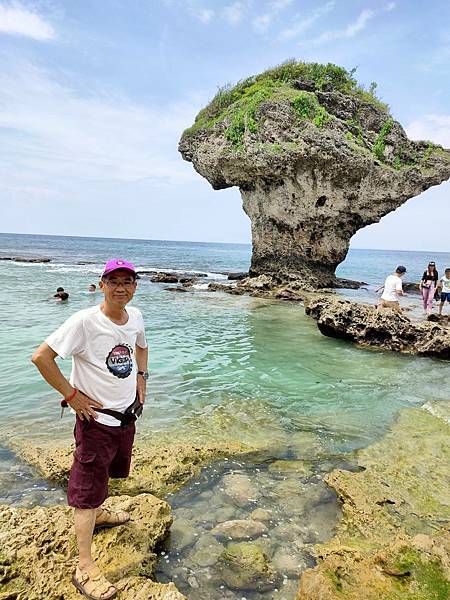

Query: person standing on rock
(437, 267), (450, 316)
(419, 261), (438, 316)
(377, 265), (407, 312)
(32, 259), (148, 600)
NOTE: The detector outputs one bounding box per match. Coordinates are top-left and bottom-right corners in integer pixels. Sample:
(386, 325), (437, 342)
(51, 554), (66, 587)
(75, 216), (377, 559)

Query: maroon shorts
(67, 416), (135, 509)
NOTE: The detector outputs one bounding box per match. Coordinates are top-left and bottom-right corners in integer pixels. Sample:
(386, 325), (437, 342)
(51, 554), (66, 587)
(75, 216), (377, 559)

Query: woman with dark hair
(419, 261), (438, 315)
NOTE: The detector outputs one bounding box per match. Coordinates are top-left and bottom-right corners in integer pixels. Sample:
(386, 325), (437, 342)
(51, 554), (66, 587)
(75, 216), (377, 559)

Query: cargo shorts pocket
(73, 449), (97, 493)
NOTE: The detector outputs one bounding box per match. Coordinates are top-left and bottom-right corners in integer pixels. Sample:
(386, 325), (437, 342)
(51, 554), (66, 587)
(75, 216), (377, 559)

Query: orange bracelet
(62, 387), (77, 407)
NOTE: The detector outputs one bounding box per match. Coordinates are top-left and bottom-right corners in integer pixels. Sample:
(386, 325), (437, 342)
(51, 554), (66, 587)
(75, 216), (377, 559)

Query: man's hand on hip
(69, 390), (103, 421)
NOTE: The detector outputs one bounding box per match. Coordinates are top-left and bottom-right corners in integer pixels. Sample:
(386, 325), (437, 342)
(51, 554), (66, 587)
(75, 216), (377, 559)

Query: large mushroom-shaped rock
(179, 61), (450, 286)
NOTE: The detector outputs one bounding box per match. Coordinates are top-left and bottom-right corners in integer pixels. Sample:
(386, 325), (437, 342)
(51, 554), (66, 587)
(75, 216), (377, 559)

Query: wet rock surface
(179, 62), (450, 286)
(207, 276), (363, 301)
(305, 295), (450, 358)
(219, 542), (281, 592)
(0, 256), (52, 263)
(5, 440), (247, 497)
(297, 406), (450, 599)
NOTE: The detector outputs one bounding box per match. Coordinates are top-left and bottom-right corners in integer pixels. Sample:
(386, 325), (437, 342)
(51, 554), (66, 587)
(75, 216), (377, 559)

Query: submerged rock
(211, 519), (268, 541)
(0, 493), (186, 599)
(221, 472), (259, 507)
(250, 508), (273, 522)
(305, 295), (450, 358)
(296, 406), (450, 599)
(167, 517), (196, 551)
(218, 542), (281, 591)
(268, 460), (313, 477)
(179, 61), (450, 286)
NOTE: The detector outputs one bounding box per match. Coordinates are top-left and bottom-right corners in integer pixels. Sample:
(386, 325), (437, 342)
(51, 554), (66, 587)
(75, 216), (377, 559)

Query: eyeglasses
(104, 279), (135, 288)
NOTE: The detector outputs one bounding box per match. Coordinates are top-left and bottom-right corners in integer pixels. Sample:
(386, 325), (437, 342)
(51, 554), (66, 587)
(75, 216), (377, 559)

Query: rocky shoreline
(1, 403), (448, 599)
(297, 404), (450, 599)
(305, 295), (450, 359)
(0, 441), (248, 599)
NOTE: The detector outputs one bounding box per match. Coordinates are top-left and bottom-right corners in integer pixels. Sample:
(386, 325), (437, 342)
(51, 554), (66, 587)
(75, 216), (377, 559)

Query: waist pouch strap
(96, 396), (143, 427)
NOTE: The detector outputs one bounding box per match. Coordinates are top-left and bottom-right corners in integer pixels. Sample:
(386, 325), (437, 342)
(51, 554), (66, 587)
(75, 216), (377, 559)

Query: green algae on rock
(218, 541), (282, 591)
(6, 440), (248, 498)
(179, 60), (450, 286)
(296, 406), (450, 599)
(0, 493), (186, 600)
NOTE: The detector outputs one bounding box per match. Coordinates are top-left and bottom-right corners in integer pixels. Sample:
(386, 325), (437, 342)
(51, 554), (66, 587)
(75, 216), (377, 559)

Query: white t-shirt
(440, 276), (450, 294)
(381, 274), (402, 302)
(46, 305), (147, 426)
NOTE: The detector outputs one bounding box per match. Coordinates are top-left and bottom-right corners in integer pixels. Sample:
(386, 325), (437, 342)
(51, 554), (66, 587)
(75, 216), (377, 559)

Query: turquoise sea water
(1, 233), (449, 599)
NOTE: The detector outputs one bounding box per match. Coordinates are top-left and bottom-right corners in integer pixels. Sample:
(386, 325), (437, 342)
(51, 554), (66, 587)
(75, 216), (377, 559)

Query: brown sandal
(94, 508), (130, 532)
(72, 565), (117, 600)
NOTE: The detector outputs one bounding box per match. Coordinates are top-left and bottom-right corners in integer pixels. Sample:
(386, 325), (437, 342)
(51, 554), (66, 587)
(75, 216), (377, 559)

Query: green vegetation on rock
(291, 92), (331, 127)
(373, 118), (394, 161)
(183, 60), (388, 145)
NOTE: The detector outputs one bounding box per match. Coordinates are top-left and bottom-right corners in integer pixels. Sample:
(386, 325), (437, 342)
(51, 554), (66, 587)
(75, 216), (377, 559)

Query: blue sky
(0, 0), (449, 250)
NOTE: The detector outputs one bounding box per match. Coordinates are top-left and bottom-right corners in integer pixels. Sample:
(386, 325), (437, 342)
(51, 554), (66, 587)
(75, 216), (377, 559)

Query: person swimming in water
(55, 292), (69, 302)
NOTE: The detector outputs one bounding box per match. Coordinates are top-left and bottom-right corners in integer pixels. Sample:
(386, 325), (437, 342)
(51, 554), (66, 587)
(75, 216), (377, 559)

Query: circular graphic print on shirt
(105, 344), (133, 379)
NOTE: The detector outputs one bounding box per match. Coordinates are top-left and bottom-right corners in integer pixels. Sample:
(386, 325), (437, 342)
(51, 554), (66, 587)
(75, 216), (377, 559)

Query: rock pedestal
(179, 62), (450, 286)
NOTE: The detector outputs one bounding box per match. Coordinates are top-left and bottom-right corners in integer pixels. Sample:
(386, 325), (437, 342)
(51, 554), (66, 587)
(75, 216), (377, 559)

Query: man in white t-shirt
(32, 258), (148, 600)
(377, 265), (407, 312)
(437, 267), (450, 316)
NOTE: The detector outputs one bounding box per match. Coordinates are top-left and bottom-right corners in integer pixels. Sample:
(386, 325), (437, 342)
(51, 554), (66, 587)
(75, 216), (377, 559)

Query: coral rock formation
(0, 493), (186, 599)
(296, 406), (450, 599)
(179, 61), (450, 286)
(305, 296), (450, 358)
(6, 441), (247, 497)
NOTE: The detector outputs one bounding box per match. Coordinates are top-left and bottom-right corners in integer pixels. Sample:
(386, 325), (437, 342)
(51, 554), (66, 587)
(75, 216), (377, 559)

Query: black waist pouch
(95, 395), (143, 427)
(121, 396), (143, 427)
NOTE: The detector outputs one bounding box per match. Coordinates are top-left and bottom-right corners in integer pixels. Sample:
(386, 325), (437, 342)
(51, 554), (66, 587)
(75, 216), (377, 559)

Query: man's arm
(135, 345), (149, 405)
(31, 342), (102, 420)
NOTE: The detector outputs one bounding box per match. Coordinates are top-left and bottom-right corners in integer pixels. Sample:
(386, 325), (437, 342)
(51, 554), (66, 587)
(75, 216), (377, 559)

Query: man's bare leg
(73, 508), (116, 598)
(74, 508), (97, 569)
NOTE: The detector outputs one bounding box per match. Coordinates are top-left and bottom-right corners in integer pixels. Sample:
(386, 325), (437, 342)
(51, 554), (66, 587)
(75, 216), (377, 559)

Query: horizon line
(0, 231), (450, 255)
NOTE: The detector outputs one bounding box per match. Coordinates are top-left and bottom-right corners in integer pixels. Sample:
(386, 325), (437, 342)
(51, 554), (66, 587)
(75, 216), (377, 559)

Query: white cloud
(0, 60), (200, 190)
(270, 0), (294, 12)
(198, 8), (214, 23)
(253, 13), (271, 33)
(406, 115), (450, 147)
(346, 8), (374, 36)
(222, 1), (248, 25)
(384, 2), (396, 11)
(279, 1), (335, 41)
(0, 2), (55, 40)
(312, 8), (375, 45)
(187, 2), (214, 23)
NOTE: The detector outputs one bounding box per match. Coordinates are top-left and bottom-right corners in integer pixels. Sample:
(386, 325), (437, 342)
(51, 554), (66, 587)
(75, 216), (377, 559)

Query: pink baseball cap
(102, 258), (136, 277)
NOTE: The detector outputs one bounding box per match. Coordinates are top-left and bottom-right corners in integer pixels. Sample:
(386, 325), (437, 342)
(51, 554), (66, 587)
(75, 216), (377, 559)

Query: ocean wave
(192, 283), (210, 290)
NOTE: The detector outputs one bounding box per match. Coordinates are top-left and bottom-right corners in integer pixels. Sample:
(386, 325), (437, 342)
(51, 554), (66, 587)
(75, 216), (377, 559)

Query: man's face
(100, 269), (137, 306)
